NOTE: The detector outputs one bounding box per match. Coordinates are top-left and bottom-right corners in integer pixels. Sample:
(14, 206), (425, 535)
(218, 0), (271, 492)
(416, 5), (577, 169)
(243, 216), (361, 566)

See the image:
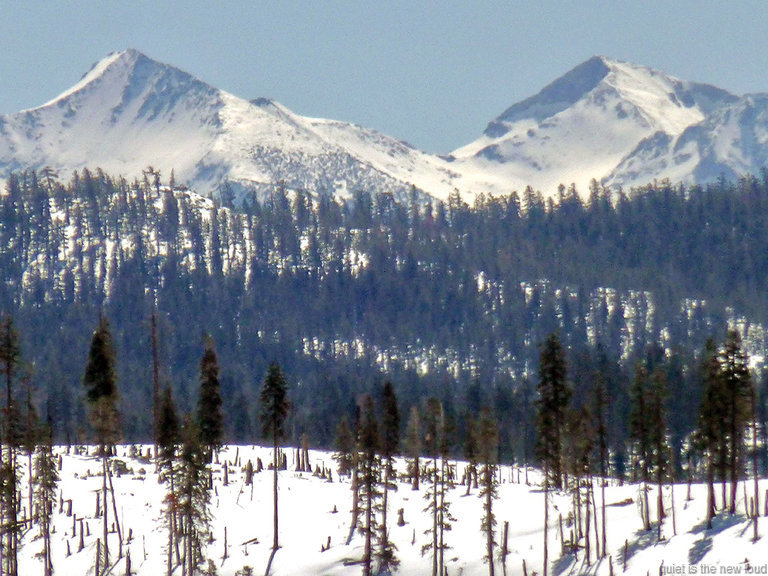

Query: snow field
(14, 445), (768, 575)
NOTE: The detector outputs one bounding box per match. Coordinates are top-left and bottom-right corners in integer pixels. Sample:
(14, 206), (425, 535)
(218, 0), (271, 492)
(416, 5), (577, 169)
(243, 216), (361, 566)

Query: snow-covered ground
(16, 445), (768, 575)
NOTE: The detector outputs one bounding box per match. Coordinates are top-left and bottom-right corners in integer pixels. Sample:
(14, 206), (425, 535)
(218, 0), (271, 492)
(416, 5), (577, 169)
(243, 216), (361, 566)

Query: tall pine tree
(695, 338), (724, 529)
(536, 333), (570, 489)
(379, 381), (400, 573)
(477, 407), (499, 576)
(0, 315), (21, 576)
(197, 335), (223, 462)
(260, 362), (290, 575)
(83, 316), (120, 574)
(357, 394), (381, 576)
(720, 330), (752, 514)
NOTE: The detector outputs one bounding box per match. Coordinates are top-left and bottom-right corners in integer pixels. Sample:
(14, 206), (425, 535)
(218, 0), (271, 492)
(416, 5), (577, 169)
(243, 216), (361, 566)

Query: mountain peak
(42, 48), (210, 111)
(483, 56), (612, 137)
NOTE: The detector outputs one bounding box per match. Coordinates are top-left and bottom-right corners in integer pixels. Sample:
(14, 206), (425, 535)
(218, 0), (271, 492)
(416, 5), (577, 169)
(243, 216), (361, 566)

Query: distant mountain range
(1, 49), (767, 202)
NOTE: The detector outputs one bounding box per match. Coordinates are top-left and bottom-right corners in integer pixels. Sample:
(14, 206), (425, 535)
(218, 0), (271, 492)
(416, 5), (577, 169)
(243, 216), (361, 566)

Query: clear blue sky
(2, 1), (767, 153)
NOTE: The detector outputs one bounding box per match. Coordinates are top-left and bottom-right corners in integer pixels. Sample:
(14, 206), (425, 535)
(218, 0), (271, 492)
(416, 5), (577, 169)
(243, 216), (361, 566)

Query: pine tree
(628, 363), (651, 531)
(83, 316), (120, 573)
(33, 420), (58, 576)
(0, 315), (21, 576)
(21, 376), (38, 533)
(569, 404), (596, 562)
(357, 394), (381, 576)
(720, 330), (752, 514)
(649, 368), (670, 539)
(695, 338), (725, 528)
(477, 407), (499, 576)
(158, 386), (180, 575)
(404, 405), (422, 490)
(334, 415), (355, 477)
(536, 333), (570, 489)
(421, 397), (452, 576)
(379, 381), (400, 573)
(178, 415), (211, 576)
(197, 336), (223, 462)
(259, 362), (290, 574)
(464, 413), (479, 495)
(593, 372), (609, 557)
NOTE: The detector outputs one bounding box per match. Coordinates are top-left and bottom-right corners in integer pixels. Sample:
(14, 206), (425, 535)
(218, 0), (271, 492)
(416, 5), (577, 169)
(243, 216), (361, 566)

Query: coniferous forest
(1, 167), (767, 481)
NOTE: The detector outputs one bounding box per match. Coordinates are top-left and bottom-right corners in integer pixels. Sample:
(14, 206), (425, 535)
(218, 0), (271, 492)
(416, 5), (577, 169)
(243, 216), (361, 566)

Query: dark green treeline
(0, 168), (767, 466)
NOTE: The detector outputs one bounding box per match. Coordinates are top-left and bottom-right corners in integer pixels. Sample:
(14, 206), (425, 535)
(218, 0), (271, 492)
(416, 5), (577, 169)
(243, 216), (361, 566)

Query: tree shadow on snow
(552, 549), (606, 576)
(552, 551), (577, 576)
(618, 528), (660, 568)
(690, 513), (744, 536)
(688, 536), (713, 565)
(688, 514), (745, 565)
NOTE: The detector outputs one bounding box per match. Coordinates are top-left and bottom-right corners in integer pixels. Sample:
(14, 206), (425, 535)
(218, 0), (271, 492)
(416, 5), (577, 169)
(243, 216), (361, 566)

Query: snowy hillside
(16, 445), (768, 576)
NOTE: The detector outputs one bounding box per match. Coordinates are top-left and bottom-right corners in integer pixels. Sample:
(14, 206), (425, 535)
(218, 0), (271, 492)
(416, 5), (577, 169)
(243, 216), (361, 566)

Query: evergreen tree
(422, 397), (453, 576)
(592, 371), (609, 557)
(197, 335), (223, 461)
(464, 413), (479, 495)
(178, 415), (211, 576)
(334, 415), (355, 477)
(628, 363), (651, 531)
(649, 368), (670, 538)
(83, 316), (120, 573)
(0, 315), (21, 576)
(720, 330), (753, 514)
(21, 376), (38, 532)
(695, 338), (724, 529)
(357, 394), (382, 576)
(158, 386), (180, 575)
(379, 381), (400, 573)
(404, 405), (422, 490)
(536, 333), (571, 489)
(33, 420), (58, 576)
(569, 404), (596, 562)
(259, 362), (290, 573)
(477, 407), (499, 576)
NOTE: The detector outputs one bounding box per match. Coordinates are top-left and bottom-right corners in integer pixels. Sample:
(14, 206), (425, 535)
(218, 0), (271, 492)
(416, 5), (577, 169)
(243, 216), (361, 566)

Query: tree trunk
(272, 436), (279, 551)
(346, 449), (359, 546)
(753, 388), (760, 520)
(107, 463), (123, 559)
(431, 457), (438, 576)
(103, 453), (110, 573)
(363, 461), (373, 576)
(730, 392), (738, 515)
(670, 480), (677, 536)
(486, 465), (495, 576)
(381, 460), (389, 564)
(706, 456), (716, 530)
(167, 505), (173, 576)
(601, 477), (607, 558)
(543, 462), (549, 576)
(584, 478), (591, 564)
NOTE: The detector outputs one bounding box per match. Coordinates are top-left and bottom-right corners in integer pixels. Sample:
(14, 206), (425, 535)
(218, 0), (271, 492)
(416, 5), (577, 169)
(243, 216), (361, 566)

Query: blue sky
(2, 1), (767, 153)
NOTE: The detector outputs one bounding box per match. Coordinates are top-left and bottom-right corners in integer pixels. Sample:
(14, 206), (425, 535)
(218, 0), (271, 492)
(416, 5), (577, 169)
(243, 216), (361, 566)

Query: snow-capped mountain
(452, 55), (745, 193)
(0, 49), (471, 202)
(2, 50), (768, 201)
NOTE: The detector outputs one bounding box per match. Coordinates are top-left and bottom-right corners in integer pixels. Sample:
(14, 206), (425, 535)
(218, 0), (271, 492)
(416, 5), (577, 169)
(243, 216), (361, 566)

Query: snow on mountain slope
(0, 50), (224, 184)
(1, 50), (767, 203)
(0, 50), (478, 203)
(605, 93), (768, 188)
(453, 56), (740, 194)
